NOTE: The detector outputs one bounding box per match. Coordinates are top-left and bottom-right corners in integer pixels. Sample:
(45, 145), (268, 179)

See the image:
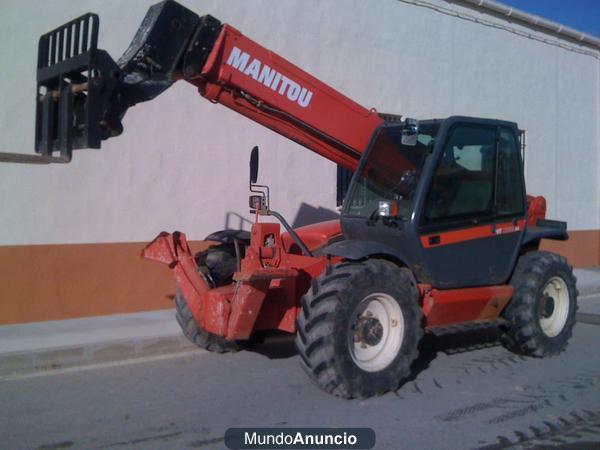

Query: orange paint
(423, 285), (514, 327)
(421, 220), (526, 248)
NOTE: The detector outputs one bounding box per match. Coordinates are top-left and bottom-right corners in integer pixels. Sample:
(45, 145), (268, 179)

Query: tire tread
(502, 250), (577, 357)
(295, 260), (422, 398)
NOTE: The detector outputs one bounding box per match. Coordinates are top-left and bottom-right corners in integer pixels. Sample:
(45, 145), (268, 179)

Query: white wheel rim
(348, 293), (404, 372)
(539, 276), (570, 337)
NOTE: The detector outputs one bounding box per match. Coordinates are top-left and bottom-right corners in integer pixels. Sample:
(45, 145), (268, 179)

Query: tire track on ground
(477, 409), (600, 449)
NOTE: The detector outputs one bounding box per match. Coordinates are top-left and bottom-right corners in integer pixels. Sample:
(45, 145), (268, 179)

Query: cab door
(417, 120), (525, 289)
(488, 126), (527, 281)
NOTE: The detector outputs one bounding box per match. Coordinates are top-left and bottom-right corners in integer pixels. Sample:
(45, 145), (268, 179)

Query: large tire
(502, 251), (578, 357)
(195, 244), (240, 287)
(175, 244), (241, 353)
(295, 259), (423, 398)
(175, 290), (240, 353)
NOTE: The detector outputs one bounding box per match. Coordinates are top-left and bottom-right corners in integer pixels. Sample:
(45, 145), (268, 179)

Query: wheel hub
(348, 293), (405, 372)
(540, 295), (555, 318)
(539, 276), (570, 338)
(355, 315), (384, 346)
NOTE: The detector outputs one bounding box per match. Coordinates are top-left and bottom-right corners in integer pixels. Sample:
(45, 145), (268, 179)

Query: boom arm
(12, 0), (384, 169)
(191, 22), (383, 170)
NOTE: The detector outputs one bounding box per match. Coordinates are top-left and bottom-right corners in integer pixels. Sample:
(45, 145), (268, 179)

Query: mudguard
(322, 239), (412, 269)
(522, 219), (569, 245)
(205, 229), (251, 245)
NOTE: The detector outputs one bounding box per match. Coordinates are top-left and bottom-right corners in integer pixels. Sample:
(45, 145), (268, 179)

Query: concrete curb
(577, 286), (600, 298)
(0, 333), (199, 379)
(575, 268), (600, 298)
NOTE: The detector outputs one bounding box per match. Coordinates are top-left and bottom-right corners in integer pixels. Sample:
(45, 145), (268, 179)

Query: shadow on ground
(404, 323), (504, 383)
(245, 331), (298, 359)
(245, 322), (505, 377)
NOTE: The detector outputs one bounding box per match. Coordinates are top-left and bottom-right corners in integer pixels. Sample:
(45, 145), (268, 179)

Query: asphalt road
(2, 298), (600, 450)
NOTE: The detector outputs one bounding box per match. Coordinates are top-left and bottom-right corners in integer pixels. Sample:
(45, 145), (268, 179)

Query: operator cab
(338, 116), (527, 289)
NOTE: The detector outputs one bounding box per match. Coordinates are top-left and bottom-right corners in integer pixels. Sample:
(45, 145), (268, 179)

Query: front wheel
(502, 251), (578, 357)
(295, 259), (423, 398)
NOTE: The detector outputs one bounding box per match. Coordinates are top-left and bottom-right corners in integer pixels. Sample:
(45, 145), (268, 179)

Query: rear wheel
(295, 259), (422, 398)
(175, 291), (239, 353)
(175, 244), (241, 353)
(502, 251), (577, 357)
(194, 244), (240, 287)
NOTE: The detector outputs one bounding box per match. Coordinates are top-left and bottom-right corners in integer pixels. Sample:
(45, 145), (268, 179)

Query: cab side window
(496, 128), (525, 217)
(424, 125), (496, 222)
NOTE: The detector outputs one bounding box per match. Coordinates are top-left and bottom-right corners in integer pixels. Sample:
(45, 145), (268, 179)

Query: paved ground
(1, 294), (599, 450)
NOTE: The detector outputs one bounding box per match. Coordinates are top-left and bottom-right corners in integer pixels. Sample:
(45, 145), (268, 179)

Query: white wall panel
(0, 0), (598, 245)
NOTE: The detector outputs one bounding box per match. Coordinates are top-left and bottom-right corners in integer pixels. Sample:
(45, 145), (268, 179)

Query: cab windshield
(343, 125), (438, 220)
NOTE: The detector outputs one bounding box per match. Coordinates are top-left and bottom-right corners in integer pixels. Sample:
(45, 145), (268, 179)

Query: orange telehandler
(5, 0), (577, 398)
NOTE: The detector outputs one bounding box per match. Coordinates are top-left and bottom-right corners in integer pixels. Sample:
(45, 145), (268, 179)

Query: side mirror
(250, 146), (259, 184)
(401, 118), (419, 146)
